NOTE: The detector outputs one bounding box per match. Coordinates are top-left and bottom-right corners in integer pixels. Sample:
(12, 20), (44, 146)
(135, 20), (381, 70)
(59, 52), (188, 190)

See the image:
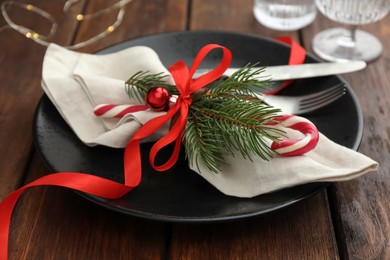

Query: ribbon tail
(124, 104), (181, 184)
(149, 104), (189, 172)
(150, 126), (185, 172)
(0, 189), (22, 260)
(0, 172), (133, 260)
(124, 139), (143, 187)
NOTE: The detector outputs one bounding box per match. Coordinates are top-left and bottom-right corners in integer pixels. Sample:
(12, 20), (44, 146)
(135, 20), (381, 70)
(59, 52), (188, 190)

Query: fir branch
(125, 71), (178, 102)
(204, 63), (271, 96)
(184, 64), (285, 173)
(185, 96), (283, 173)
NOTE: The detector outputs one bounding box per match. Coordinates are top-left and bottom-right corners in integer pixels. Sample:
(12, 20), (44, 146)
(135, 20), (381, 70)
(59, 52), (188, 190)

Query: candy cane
(94, 105), (319, 156)
(93, 104), (147, 118)
(268, 114), (319, 156)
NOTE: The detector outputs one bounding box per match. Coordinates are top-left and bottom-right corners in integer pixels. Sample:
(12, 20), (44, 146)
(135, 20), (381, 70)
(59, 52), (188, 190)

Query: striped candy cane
(268, 114), (319, 156)
(94, 105), (318, 156)
(93, 104), (148, 118)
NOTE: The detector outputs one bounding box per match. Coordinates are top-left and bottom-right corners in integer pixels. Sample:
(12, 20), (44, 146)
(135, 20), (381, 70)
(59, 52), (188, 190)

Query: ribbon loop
(189, 44), (233, 91)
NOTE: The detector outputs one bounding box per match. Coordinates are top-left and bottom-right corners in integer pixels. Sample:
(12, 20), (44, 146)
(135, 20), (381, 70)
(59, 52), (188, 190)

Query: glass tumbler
(253, 0), (317, 30)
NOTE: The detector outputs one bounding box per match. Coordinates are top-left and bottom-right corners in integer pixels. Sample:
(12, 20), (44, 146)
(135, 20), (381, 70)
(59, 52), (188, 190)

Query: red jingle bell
(145, 86), (170, 111)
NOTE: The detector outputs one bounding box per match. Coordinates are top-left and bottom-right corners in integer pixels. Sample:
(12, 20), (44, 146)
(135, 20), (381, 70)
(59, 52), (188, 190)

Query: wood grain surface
(0, 0), (388, 259)
(303, 13), (390, 260)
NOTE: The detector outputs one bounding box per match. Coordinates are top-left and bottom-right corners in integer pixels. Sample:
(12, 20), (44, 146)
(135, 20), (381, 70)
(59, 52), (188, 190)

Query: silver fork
(258, 83), (346, 114)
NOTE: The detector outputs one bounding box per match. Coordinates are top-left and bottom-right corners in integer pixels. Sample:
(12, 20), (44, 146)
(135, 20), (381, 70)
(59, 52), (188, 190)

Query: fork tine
(299, 91), (345, 111)
(259, 82), (348, 114)
(300, 84), (346, 106)
(300, 83), (346, 104)
(299, 84), (346, 112)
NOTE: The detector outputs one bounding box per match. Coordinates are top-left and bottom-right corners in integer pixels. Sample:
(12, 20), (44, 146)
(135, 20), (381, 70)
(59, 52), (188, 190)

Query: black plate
(33, 31), (363, 222)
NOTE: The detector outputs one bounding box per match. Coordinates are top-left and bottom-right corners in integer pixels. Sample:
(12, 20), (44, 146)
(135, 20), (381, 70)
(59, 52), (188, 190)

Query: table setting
(0, 0), (389, 259)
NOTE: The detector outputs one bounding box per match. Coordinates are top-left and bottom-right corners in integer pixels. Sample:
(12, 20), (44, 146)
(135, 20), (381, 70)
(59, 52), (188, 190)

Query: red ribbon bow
(124, 44), (232, 187)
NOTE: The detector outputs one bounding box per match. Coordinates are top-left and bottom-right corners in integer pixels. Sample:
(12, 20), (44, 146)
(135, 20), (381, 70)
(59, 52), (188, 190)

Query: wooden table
(0, 0), (389, 259)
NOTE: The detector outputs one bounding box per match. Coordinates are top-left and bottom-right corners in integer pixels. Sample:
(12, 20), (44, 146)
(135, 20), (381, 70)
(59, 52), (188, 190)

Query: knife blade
(193, 60), (366, 81)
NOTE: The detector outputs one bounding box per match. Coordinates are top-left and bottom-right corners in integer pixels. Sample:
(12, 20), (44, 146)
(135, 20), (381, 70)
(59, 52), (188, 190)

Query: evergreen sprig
(125, 71), (178, 102)
(125, 65), (284, 173)
(207, 63), (271, 94)
(185, 65), (283, 172)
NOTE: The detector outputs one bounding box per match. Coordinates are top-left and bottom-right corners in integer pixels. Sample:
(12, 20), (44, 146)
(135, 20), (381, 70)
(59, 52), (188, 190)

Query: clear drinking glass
(312, 0), (390, 62)
(253, 0), (317, 31)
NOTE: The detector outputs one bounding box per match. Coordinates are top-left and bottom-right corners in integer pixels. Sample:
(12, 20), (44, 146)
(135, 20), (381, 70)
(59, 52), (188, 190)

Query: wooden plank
(0, 0), (84, 200)
(6, 0), (189, 259)
(74, 0), (189, 53)
(303, 13), (390, 259)
(170, 192), (338, 260)
(169, 0), (339, 259)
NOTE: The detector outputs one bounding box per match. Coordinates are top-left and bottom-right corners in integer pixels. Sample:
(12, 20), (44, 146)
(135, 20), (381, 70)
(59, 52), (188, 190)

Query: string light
(63, 0), (133, 20)
(0, 0), (134, 49)
(76, 14), (84, 21)
(0, 1), (57, 45)
(66, 0), (130, 50)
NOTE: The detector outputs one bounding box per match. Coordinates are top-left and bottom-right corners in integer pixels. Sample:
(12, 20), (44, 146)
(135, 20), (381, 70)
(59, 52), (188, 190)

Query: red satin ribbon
(265, 37), (306, 95)
(0, 44), (231, 260)
(0, 173), (132, 260)
(0, 39), (305, 259)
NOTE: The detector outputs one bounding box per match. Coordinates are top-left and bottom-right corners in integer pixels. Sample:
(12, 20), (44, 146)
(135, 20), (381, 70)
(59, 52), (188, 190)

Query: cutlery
(260, 83), (346, 114)
(193, 60), (366, 81)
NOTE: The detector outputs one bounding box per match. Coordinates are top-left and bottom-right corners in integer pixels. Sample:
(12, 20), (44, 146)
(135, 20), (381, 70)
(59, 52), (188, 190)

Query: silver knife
(193, 60), (366, 81)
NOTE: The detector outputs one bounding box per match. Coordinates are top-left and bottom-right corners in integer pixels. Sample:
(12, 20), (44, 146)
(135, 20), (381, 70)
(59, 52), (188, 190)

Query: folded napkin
(42, 44), (378, 198)
(42, 44), (173, 148)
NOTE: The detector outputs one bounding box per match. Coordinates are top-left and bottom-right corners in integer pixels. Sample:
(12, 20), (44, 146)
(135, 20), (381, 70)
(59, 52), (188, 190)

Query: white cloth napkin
(42, 43), (172, 148)
(41, 43), (378, 198)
